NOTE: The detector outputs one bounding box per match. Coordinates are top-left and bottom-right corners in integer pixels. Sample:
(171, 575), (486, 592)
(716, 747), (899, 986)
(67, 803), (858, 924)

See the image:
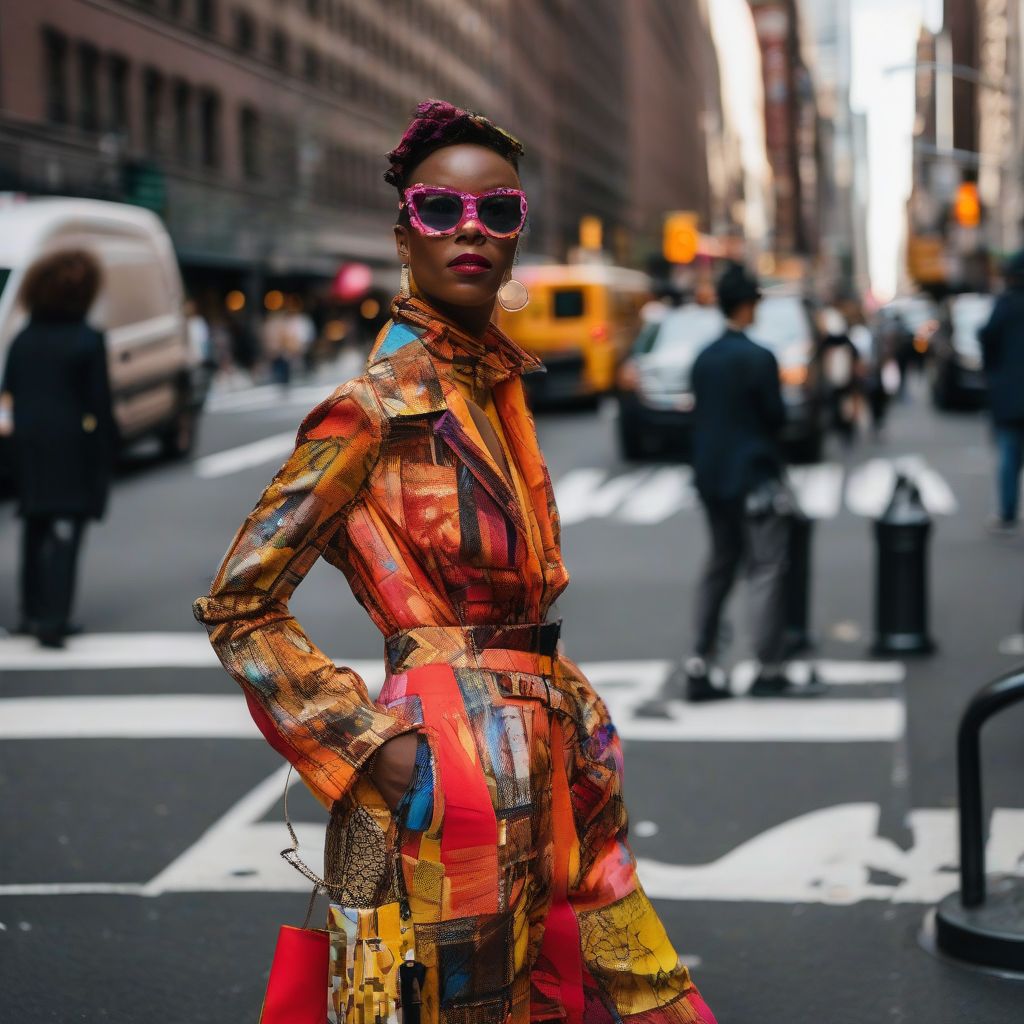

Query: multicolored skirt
(324, 622), (716, 1024)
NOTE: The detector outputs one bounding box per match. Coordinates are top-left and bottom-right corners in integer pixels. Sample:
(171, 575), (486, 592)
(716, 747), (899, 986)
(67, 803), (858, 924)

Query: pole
(955, 668), (1024, 907)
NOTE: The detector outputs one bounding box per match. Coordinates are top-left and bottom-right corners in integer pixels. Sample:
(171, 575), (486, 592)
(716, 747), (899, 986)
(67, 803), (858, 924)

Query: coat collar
(364, 295), (566, 566)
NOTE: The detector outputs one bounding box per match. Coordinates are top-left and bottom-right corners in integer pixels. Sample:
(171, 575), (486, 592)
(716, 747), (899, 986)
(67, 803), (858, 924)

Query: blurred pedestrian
(682, 263), (806, 700)
(818, 307), (864, 447)
(978, 250), (1024, 534)
(0, 250), (117, 647)
(261, 309), (294, 386)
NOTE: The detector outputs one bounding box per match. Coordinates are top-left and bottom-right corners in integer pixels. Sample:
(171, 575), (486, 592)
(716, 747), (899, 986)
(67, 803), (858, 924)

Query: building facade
(747, 0), (823, 270)
(0, 0), (734, 302)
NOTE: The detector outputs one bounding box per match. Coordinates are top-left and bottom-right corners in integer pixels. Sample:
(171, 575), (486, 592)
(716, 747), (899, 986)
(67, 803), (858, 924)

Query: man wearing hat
(979, 250), (1024, 533)
(682, 263), (795, 700)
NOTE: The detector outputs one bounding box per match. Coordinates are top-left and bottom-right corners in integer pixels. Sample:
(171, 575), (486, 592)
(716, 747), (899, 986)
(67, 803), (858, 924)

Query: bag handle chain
(279, 761), (414, 926)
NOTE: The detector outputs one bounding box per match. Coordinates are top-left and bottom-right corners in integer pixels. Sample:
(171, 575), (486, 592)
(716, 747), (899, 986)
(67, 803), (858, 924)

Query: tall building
(747, 0), (823, 269)
(800, 0), (868, 299)
(0, 0), (734, 303)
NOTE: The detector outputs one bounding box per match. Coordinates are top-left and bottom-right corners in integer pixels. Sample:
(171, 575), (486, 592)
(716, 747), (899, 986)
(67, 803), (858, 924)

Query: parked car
(616, 294), (825, 463)
(928, 292), (994, 410)
(497, 263), (650, 405)
(0, 198), (205, 476)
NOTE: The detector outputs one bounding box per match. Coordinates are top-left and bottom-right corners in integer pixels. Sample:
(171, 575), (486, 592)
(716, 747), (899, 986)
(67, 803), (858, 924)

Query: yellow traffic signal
(579, 215), (603, 250)
(663, 211), (699, 264)
(954, 182), (980, 228)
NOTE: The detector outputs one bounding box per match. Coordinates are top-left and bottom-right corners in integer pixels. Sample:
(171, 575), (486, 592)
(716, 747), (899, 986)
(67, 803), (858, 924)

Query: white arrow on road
(3, 764), (1019, 906)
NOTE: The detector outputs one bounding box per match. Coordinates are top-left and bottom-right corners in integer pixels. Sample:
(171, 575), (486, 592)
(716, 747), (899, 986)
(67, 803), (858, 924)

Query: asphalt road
(2, 362), (1023, 1023)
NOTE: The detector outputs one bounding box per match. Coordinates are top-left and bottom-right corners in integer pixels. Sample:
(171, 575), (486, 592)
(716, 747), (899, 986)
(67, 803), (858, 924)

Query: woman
(0, 249), (116, 648)
(195, 100), (716, 1023)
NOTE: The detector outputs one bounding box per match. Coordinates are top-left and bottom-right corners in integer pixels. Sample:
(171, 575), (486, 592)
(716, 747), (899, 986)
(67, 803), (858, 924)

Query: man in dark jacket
(683, 264), (795, 699)
(978, 250), (1024, 533)
(0, 249), (116, 647)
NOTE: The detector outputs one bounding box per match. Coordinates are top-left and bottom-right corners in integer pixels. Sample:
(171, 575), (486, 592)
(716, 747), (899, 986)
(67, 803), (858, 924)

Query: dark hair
(20, 249), (103, 322)
(716, 262), (762, 318)
(385, 99), (524, 199)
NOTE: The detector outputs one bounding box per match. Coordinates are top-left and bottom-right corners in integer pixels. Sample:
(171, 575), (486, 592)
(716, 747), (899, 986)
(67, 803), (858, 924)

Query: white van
(0, 197), (203, 461)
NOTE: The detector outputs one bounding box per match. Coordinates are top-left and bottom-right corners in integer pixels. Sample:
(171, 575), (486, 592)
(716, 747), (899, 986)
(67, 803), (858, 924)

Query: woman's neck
(419, 293), (495, 339)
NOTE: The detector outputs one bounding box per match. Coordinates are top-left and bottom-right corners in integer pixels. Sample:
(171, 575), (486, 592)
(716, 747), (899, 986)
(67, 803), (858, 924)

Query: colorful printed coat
(194, 296), (716, 1024)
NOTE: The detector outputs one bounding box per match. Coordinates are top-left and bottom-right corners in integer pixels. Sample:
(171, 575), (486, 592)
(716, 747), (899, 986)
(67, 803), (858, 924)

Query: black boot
(685, 657), (733, 703)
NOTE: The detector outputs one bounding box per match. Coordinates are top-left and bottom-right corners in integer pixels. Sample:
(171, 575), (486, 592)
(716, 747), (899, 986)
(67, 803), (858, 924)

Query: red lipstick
(447, 253), (492, 275)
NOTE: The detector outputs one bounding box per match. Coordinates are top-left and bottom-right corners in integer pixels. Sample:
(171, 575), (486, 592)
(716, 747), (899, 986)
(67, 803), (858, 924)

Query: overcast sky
(850, 0), (932, 301)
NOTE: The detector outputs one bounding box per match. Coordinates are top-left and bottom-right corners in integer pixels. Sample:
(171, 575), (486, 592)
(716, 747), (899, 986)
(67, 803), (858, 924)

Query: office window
(78, 44), (100, 132)
(108, 55), (130, 135)
(234, 10), (256, 52)
(199, 89), (221, 168)
(270, 29), (289, 70)
(173, 80), (191, 163)
(196, 0), (218, 34)
(142, 66), (164, 154)
(43, 29), (69, 124)
(303, 46), (320, 83)
(240, 106), (260, 179)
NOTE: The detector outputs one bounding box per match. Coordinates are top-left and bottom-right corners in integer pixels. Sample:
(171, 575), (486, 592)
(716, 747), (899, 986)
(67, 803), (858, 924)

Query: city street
(2, 366), (1023, 1023)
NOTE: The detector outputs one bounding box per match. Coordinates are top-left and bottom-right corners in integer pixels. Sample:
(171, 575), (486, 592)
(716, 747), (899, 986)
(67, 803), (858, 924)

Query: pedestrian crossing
(555, 455), (958, 526)
(3, 641), (1021, 907)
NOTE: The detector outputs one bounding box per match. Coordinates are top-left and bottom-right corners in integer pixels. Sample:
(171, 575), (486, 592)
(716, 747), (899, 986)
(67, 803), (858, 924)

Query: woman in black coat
(0, 249), (117, 647)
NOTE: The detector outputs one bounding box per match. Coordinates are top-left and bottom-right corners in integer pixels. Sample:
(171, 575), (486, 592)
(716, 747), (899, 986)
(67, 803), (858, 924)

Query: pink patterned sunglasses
(401, 184), (528, 238)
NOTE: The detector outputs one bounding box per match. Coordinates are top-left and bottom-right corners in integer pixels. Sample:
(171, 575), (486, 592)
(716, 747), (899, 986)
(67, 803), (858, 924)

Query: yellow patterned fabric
(195, 296), (716, 1023)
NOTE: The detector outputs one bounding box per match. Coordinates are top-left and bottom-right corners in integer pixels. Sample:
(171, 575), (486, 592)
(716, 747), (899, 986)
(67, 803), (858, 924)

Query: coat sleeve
(757, 349), (786, 434)
(193, 377), (417, 806)
(88, 331), (119, 446)
(978, 297), (1008, 371)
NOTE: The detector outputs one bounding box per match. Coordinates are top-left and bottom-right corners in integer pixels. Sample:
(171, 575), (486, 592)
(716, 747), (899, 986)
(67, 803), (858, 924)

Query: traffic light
(663, 211), (699, 264)
(954, 182), (980, 228)
(579, 215), (603, 251)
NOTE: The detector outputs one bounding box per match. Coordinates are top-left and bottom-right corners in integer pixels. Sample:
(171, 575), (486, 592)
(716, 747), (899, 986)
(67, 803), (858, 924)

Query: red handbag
(258, 769), (329, 1024)
(258, 924), (329, 1024)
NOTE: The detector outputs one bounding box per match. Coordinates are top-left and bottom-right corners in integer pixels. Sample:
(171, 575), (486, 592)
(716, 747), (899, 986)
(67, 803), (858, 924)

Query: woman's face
(394, 143), (522, 324)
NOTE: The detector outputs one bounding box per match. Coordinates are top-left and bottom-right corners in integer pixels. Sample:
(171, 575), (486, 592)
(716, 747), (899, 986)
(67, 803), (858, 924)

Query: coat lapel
(493, 377), (567, 589)
(433, 385), (526, 537)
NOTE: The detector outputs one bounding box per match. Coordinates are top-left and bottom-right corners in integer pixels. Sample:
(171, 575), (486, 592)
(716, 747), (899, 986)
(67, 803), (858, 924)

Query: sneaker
(748, 667), (828, 698)
(685, 657), (732, 703)
(986, 515), (1018, 536)
(747, 671), (789, 697)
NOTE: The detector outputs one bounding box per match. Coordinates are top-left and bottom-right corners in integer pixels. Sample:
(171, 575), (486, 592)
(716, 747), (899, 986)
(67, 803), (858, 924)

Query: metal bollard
(783, 508), (814, 657)
(872, 473), (934, 655)
(930, 667), (1024, 971)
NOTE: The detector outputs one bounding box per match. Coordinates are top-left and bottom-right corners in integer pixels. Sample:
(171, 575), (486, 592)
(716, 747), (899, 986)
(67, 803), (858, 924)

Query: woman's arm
(193, 378), (418, 807)
(87, 330), (119, 445)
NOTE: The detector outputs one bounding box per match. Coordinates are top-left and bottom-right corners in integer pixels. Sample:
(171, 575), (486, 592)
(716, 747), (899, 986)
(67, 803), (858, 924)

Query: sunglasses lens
(479, 194), (524, 235)
(413, 192), (464, 232)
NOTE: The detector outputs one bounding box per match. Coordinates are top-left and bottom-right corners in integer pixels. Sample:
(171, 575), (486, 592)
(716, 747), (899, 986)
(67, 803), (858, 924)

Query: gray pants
(694, 499), (789, 666)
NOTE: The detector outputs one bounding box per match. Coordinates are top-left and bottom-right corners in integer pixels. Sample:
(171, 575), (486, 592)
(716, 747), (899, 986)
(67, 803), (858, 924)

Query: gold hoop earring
(399, 264), (411, 298)
(497, 276), (529, 312)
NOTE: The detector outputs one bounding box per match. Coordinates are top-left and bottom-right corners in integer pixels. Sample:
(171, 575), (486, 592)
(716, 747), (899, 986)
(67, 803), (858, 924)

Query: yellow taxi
(497, 263), (651, 403)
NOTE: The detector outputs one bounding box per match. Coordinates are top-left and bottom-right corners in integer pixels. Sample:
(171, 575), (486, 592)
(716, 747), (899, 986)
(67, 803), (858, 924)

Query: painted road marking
(845, 454), (957, 517)
(554, 457), (956, 525)
(205, 383), (335, 415)
(194, 431), (296, 479)
(2, 760), (1018, 905)
(0, 682), (904, 745)
(787, 463), (844, 519)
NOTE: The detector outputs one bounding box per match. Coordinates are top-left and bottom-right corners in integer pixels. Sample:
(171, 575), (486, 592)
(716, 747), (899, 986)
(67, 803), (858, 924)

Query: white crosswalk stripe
(554, 456), (957, 525)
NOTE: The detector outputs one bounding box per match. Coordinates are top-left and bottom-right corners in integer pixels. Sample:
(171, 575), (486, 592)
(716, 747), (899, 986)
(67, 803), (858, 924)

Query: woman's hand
(369, 732), (420, 812)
